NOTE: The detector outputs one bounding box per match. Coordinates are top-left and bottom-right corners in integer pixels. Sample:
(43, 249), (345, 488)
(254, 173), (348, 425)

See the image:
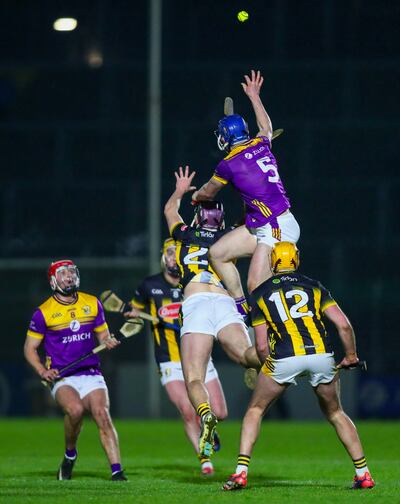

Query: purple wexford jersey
(213, 136), (290, 228)
(27, 292), (108, 377)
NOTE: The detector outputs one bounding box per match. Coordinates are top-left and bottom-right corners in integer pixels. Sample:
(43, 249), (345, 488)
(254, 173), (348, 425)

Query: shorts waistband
(183, 292), (229, 303)
(272, 352), (334, 362)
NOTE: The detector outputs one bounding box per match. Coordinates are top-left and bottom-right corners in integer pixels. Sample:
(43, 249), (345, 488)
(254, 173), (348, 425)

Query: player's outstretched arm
(164, 165), (196, 233)
(242, 69), (273, 141)
(323, 304), (359, 368)
(192, 177), (224, 203)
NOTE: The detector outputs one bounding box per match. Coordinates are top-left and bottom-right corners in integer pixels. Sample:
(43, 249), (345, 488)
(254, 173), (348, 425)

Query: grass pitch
(0, 419), (398, 503)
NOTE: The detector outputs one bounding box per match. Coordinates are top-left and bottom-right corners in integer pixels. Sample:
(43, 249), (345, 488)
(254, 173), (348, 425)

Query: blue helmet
(215, 114), (250, 151)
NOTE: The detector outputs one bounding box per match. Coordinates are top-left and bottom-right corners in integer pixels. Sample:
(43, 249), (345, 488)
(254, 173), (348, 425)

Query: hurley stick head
(120, 318), (144, 338)
(224, 97), (234, 116)
(272, 128), (284, 141)
(359, 360), (367, 371)
(337, 359), (368, 371)
(100, 290), (125, 313)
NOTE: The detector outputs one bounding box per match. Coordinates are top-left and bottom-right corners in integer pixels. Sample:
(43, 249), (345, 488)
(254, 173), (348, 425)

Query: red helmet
(48, 259), (80, 295)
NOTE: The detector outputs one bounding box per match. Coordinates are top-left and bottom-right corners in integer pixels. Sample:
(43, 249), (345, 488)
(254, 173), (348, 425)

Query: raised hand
(174, 165), (197, 196)
(241, 69), (264, 100)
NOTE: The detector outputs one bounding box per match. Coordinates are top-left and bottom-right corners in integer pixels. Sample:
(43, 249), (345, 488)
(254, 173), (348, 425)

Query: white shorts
(261, 353), (337, 387)
(249, 211), (300, 246)
(51, 374), (108, 400)
(180, 292), (246, 338)
(159, 359), (219, 386)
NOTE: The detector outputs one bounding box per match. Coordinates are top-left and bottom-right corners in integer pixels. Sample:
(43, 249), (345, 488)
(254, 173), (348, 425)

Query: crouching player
(164, 166), (261, 460)
(23, 260), (127, 481)
(124, 238), (227, 475)
(223, 242), (374, 491)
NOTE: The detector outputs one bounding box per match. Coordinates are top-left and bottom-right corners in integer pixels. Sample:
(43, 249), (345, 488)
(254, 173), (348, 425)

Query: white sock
(201, 461), (213, 470)
(235, 464), (248, 475)
(355, 466), (369, 477)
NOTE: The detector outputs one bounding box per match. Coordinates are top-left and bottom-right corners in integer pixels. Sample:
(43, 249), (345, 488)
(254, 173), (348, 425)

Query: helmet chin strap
(191, 217), (225, 231)
(55, 283), (78, 295)
(166, 266), (180, 278)
(201, 224), (218, 231)
(161, 254), (180, 278)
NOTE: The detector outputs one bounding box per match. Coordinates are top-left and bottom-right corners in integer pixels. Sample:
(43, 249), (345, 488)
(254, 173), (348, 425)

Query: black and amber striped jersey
(171, 222), (230, 289)
(130, 273), (182, 365)
(250, 272), (337, 359)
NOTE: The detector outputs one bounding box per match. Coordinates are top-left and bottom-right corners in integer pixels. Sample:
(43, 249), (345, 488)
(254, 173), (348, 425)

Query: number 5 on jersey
(257, 156), (280, 183)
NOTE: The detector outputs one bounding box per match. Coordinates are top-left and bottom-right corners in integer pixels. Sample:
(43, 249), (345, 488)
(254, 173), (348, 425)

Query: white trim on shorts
(51, 374), (108, 399)
(180, 292), (246, 339)
(159, 359), (219, 386)
(249, 211), (300, 246)
(261, 352), (337, 387)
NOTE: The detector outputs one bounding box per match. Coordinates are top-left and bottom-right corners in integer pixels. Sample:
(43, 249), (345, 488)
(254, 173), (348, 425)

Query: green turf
(0, 419), (398, 503)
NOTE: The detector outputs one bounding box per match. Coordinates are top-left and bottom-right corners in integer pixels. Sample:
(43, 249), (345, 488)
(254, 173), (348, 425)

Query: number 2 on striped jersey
(269, 290), (313, 322)
(256, 156), (279, 183)
(184, 247), (208, 266)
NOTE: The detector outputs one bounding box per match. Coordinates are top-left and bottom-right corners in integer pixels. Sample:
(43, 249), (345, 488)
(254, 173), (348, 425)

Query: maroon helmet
(193, 201), (225, 230)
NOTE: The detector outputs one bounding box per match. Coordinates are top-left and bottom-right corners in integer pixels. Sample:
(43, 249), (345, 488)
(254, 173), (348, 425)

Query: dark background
(0, 0), (399, 417)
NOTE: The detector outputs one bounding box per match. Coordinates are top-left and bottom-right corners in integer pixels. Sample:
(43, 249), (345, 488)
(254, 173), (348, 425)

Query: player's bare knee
(65, 403), (84, 421)
(209, 243), (229, 263)
(208, 246), (221, 262)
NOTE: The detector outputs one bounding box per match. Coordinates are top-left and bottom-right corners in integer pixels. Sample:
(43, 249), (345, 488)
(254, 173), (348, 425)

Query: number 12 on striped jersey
(268, 290), (313, 322)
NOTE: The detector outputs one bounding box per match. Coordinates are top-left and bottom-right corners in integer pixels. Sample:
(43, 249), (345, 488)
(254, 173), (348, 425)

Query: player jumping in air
(164, 166), (261, 460)
(24, 260), (127, 481)
(223, 242), (374, 491)
(124, 238), (227, 476)
(192, 70), (300, 313)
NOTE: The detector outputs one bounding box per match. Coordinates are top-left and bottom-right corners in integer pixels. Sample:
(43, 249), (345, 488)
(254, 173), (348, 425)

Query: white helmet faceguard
(48, 260), (80, 295)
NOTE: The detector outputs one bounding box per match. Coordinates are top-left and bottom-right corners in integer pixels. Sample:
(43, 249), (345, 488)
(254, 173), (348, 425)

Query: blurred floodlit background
(0, 0), (398, 420)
